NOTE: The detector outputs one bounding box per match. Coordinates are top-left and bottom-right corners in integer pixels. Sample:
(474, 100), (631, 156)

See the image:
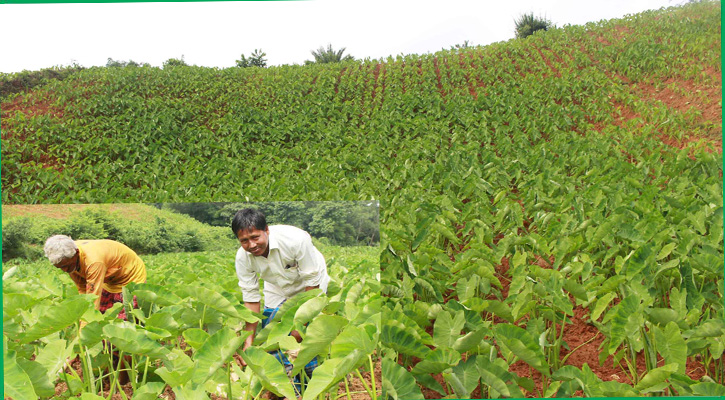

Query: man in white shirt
(233, 208), (330, 379)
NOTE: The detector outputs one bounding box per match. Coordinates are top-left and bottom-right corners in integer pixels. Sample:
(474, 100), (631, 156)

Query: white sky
(0, 0), (684, 73)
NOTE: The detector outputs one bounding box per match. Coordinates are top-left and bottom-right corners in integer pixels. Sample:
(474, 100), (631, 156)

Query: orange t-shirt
(68, 240), (147, 309)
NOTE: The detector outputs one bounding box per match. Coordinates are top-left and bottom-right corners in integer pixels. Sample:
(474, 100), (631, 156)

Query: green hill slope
(1, 1), (723, 397)
(1, 1), (720, 204)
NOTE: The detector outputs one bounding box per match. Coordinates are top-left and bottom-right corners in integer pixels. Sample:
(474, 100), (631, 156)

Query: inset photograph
(3, 201), (380, 400)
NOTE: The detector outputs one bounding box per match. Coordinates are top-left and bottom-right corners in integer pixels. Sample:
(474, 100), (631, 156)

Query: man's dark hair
(231, 208), (267, 236)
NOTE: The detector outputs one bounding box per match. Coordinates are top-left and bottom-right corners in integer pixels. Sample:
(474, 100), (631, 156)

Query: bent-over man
(44, 235), (147, 317)
(233, 208), (330, 389)
(44, 235), (147, 385)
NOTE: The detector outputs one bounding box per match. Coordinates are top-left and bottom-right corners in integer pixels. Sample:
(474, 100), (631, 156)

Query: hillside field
(1, 1), (723, 399)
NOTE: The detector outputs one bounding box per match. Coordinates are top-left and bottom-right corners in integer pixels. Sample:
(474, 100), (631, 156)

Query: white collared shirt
(235, 225), (330, 308)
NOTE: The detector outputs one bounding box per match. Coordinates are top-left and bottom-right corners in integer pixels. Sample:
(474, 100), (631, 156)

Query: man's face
(54, 252), (79, 273)
(237, 227), (270, 257)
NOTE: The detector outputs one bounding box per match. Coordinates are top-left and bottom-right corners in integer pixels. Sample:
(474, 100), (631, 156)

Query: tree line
(159, 201), (380, 247)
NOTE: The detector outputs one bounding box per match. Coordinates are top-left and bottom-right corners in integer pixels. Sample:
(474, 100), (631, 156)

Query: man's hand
(240, 301), (261, 367)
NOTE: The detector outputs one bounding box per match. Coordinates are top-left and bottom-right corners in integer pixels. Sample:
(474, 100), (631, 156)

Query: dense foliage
(1, 3), (719, 204)
(3, 245), (380, 399)
(1, 1), (722, 398)
(0, 64), (85, 98)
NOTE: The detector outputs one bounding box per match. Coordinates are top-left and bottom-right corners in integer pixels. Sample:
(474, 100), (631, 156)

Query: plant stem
(228, 362), (233, 400)
(252, 386), (265, 400)
(244, 370), (253, 400)
(200, 304), (207, 329)
(354, 368), (373, 397)
(344, 376), (353, 400)
(368, 355), (378, 400)
(76, 322), (95, 393)
(141, 356), (150, 386)
(561, 332), (599, 365)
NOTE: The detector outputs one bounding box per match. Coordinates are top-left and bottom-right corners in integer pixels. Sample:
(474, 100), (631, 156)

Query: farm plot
(0, 1), (722, 399)
(3, 247), (381, 400)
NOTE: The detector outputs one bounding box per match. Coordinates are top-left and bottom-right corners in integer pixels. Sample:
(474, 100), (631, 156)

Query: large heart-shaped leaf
(291, 314), (348, 375)
(493, 323), (549, 376)
(4, 337), (38, 400)
(380, 324), (431, 359)
(241, 346), (297, 400)
(191, 327), (248, 385)
(20, 295), (95, 344)
(34, 338), (74, 381)
(301, 352), (360, 400)
(155, 348), (195, 388)
(382, 357), (424, 400)
(103, 321), (170, 359)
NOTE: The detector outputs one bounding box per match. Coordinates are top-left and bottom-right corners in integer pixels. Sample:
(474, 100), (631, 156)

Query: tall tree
(305, 44), (354, 65)
(236, 49), (267, 68)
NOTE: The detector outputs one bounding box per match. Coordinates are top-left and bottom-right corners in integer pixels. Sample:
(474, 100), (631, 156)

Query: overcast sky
(0, 0), (684, 73)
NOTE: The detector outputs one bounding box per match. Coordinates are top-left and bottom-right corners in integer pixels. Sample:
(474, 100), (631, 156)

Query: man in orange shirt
(43, 235), (147, 319)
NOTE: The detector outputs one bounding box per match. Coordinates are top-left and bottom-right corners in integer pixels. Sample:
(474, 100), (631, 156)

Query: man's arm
(239, 301), (260, 367)
(242, 301), (260, 351)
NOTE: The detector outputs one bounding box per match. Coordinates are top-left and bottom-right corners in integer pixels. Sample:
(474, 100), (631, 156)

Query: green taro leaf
(241, 347), (298, 400)
(34, 338), (74, 382)
(476, 356), (512, 397)
(414, 373), (446, 397)
(692, 382), (725, 396)
(79, 320), (106, 347)
(448, 356), (480, 398)
(131, 382), (167, 400)
(653, 322), (687, 374)
(382, 357), (424, 400)
(433, 309), (466, 349)
(155, 348), (195, 388)
(330, 324), (376, 364)
(4, 343), (38, 400)
(635, 364), (678, 393)
(606, 294), (640, 354)
(453, 327), (490, 353)
(20, 295), (95, 344)
(291, 314), (348, 375)
(193, 286), (257, 323)
(293, 296), (329, 327)
(182, 328), (210, 350)
(493, 323), (549, 376)
(302, 352), (360, 400)
(3, 293), (41, 318)
(102, 320), (170, 359)
(410, 348), (461, 375)
(191, 327), (248, 386)
(129, 283), (183, 306)
(17, 358), (55, 398)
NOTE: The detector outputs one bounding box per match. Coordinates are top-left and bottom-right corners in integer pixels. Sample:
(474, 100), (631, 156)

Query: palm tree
(305, 44), (354, 65)
(514, 13), (553, 39)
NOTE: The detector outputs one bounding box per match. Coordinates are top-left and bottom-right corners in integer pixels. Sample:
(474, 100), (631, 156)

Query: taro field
(1, 0), (723, 399)
(3, 245), (381, 400)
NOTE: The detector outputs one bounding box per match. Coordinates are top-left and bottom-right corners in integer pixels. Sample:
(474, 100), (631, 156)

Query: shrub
(515, 13), (553, 39)
(2, 218), (33, 261)
(163, 56), (188, 68)
(0, 64), (85, 98)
